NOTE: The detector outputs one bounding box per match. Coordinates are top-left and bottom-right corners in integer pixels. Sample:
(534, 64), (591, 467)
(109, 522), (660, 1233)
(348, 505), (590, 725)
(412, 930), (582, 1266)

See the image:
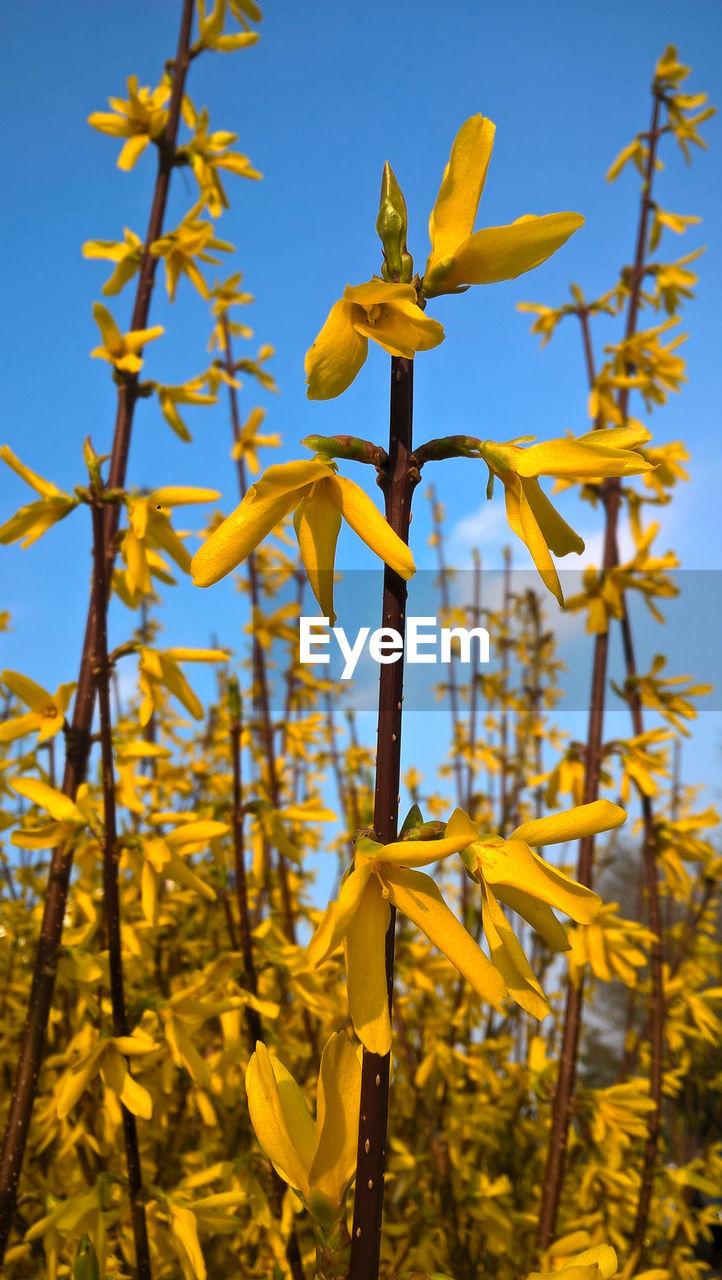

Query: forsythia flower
(245, 1033), (361, 1226)
(0, 672), (75, 745)
(82, 226), (143, 296)
(461, 800), (626, 1016)
(90, 302), (163, 374)
(0, 446), (79, 548)
(150, 207), (234, 302)
(191, 458), (415, 623)
(529, 1243), (618, 1280)
(305, 280), (445, 400)
(306, 114), (584, 400)
(87, 75), (170, 171)
(422, 115), (584, 298)
(121, 486), (220, 604)
(474, 427), (654, 603)
(307, 809), (507, 1054)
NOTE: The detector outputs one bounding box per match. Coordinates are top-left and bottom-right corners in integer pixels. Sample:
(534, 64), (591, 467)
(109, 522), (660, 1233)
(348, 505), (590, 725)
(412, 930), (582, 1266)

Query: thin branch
(349, 355), (417, 1280)
(0, 3), (196, 1257)
(91, 493), (153, 1280)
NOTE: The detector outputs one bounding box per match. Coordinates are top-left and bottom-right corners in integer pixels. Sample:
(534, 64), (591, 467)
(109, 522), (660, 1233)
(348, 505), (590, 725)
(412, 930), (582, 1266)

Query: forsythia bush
(0, 9), (719, 1280)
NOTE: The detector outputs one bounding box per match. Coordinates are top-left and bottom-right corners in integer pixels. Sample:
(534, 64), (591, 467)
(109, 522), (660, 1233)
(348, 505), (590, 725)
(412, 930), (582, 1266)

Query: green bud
(74, 1234), (100, 1280)
(301, 434), (336, 458)
(399, 803), (423, 835)
(82, 436), (101, 484)
(376, 161), (409, 281)
(399, 251), (414, 284)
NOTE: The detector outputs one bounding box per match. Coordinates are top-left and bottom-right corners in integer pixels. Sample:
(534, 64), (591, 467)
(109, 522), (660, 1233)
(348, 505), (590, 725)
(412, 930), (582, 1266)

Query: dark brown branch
(0, 3), (196, 1258)
(91, 495), (152, 1280)
(349, 355), (417, 1280)
(536, 87), (663, 1255)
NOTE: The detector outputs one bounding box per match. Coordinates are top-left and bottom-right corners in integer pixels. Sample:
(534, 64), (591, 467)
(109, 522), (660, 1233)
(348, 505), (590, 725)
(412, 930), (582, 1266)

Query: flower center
(366, 303), (383, 326)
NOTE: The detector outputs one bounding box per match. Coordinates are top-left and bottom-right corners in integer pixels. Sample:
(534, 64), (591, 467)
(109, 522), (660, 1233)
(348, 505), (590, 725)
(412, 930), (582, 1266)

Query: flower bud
(376, 161), (410, 281)
(74, 1235), (100, 1280)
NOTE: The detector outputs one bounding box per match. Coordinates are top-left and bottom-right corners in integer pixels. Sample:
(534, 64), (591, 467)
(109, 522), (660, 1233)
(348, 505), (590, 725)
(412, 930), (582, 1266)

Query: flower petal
(479, 838), (602, 926)
(492, 884), (571, 953)
(480, 879), (550, 1020)
(345, 876), (392, 1054)
(372, 807), (478, 868)
(383, 865), (506, 1009)
(444, 212), (584, 290)
(245, 1043), (314, 1200)
(305, 298), (368, 400)
(309, 1033), (362, 1216)
(511, 800), (627, 848)
(327, 475), (415, 580)
(11, 777), (84, 824)
(511, 437), (653, 479)
(352, 300), (445, 359)
(191, 488), (298, 586)
(344, 281), (417, 307)
(1, 670), (54, 712)
(427, 114), (495, 275)
(307, 861), (374, 969)
(293, 482), (342, 624)
(521, 477), (584, 557)
(500, 472), (564, 604)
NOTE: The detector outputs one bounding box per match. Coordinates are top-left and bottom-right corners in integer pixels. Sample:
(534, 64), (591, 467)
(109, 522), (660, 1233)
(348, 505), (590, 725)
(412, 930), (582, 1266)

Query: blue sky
(2, 1), (721, 813)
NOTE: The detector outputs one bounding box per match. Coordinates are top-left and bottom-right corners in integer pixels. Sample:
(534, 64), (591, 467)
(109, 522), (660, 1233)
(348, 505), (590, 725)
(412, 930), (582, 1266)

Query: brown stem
(498, 547), (512, 834)
(465, 548), (482, 811)
(0, 3), (196, 1259)
(91, 497), (152, 1280)
(349, 355), (416, 1280)
(535, 88), (663, 1255)
(428, 484), (465, 810)
(428, 485), (468, 936)
(221, 316), (300, 949)
(229, 697), (263, 1047)
(323, 689), (354, 836)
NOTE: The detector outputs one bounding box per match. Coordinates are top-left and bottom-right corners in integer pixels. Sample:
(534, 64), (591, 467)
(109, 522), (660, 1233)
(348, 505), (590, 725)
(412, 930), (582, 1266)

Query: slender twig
(465, 547), (482, 812)
(0, 4), (196, 1257)
(349, 355), (417, 1280)
(535, 86), (663, 1254)
(428, 484), (465, 811)
(228, 681), (262, 1044)
(617, 606), (664, 1261)
(498, 547), (512, 834)
(221, 316), (301, 950)
(226, 685), (306, 1280)
(91, 493), (153, 1280)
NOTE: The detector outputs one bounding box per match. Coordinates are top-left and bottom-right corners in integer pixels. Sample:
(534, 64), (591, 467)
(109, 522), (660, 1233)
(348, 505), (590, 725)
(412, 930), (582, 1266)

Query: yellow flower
(0, 672), (76, 744)
(474, 428), (654, 603)
(423, 115), (584, 298)
(150, 207), (234, 302)
(90, 303), (163, 374)
(529, 1243), (618, 1280)
(230, 406), (281, 473)
(121, 486), (220, 604)
(461, 801), (626, 1010)
(305, 279), (444, 400)
(0, 446), (79, 548)
(307, 810), (507, 1054)
(181, 100), (261, 217)
(246, 1033), (361, 1226)
(191, 458), (415, 623)
(82, 227), (143, 296)
(87, 75), (170, 171)
(9, 778), (94, 850)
